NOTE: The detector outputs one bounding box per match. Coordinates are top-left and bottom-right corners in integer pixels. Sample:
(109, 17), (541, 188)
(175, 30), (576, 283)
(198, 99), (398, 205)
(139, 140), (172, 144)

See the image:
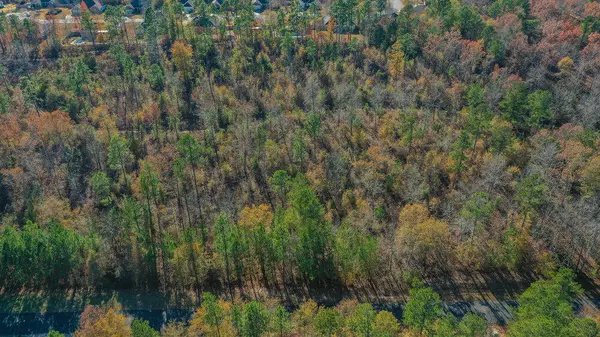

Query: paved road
(378, 299), (518, 326)
(0, 309), (192, 336)
(2, 297), (599, 336)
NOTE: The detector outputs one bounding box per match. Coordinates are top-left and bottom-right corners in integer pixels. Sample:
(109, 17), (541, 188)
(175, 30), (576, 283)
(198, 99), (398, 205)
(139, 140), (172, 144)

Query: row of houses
(18, 0), (276, 21)
(15, 0), (103, 11)
(68, 0), (264, 16)
(179, 0), (265, 14)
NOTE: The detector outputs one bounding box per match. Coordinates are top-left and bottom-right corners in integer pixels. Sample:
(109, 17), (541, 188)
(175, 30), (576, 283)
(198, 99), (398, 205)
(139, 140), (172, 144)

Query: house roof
(82, 0), (95, 9)
(82, 0), (102, 10)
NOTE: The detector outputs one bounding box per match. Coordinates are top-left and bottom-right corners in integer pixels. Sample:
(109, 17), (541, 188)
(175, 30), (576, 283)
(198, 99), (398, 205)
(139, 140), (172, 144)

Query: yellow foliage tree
(387, 41), (406, 80)
(171, 40), (193, 75)
(188, 299), (237, 337)
(291, 299), (318, 336)
(238, 204), (273, 229)
(75, 307), (131, 337)
(88, 105), (118, 144)
(581, 156), (600, 197)
(558, 56), (575, 74)
(374, 311), (401, 337)
(395, 204), (452, 270)
(171, 242), (211, 290)
(34, 196), (75, 228)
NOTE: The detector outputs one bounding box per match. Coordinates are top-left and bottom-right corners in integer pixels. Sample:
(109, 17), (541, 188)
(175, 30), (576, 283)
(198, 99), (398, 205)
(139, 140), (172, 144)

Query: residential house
(71, 3), (81, 15)
(252, 0), (262, 12)
(180, 0), (192, 13)
(81, 0), (105, 14)
(299, 0), (312, 10)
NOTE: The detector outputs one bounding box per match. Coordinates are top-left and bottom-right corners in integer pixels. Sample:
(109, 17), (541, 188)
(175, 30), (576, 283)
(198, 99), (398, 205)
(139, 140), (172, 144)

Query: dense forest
(2, 0), (600, 330)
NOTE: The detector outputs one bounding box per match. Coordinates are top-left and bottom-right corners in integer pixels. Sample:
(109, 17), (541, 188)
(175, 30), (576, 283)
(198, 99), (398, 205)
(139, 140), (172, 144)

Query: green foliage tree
(500, 83), (529, 133)
(465, 84), (492, 160)
(177, 133), (208, 237)
(248, 220), (275, 284)
(347, 303), (376, 337)
(68, 60), (90, 97)
(81, 10), (96, 48)
(139, 162), (163, 285)
(193, 32), (221, 110)
(429, 0), (451, 16)
(507, 269), (598, 337)
(488, 0), (529, 18)
(515, 173), (546, 219)
(214, 214), (234, 297)
(147, 64), (164, 92)
(306, 112), (321, 154)
(132, 319), (160, 337)
(460, 192), (496, 239)
(403, 284), (443, 334)
(271, 305), (291, 337)
(457, 5), (484, 40)
(121, 197), (143, 236)
(105, 5), (129, 43)
(334, 224), (379, 285)
(314, 307), (343, 337)
(458, 313), (488, 337)
(143, 7), (160, 64)
(107, 136), (133, 187)
(0, 221), (93, 288)
(271, 207), (292, 282)
(202, 292), (225, 336)
(330, 0), (358, 38)
(287, 175), (333, 282)
(242, 301), (269, 337)
(451, 130), (471, 176)
(230, 223), (249, 290)
(90, 171), (112, 207)
(270, 170), (291, 206)
(488, 119), (515, 154)
(432, 314), (458, 337)
(527, 90), (552, 129)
